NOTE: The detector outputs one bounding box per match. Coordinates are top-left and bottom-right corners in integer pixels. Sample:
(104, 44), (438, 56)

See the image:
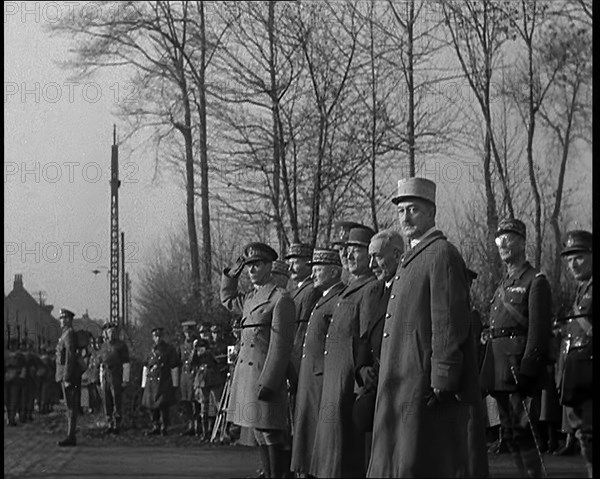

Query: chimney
(13, 274), (24, 291)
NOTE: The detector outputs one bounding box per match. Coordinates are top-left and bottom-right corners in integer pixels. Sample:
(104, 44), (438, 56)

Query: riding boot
(258, 445), (271, 478)
(268, 445), (285, 478)
(547, 424), (558, 453)
(520, 447), (542, 478)
(554, 433), (576, 456)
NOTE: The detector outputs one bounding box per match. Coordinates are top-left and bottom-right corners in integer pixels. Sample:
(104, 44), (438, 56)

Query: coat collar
(503, 261), (532, 284)
(340, 273), (375, 298)
(400, 230), (446, 268)
(292, 277), (313, 298)
(314, 282), (345, 309)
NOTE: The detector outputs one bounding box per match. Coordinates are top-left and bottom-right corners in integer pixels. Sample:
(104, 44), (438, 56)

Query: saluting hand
(228, 256), (246, 278)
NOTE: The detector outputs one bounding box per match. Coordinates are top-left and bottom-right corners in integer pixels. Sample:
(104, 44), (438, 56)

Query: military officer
(352, 228), (404, 469)
(38, 346), (56, 414)
(271, 259), (292, 289)
(330, 221), (364, 285)
(55, 308), (84, 447)
(284, 243), (320, 399)
(98, 322), (131, 434)
(290, 248), (345, 477)
(311, 225), (376, 478)
(556, 230), (593, 478)
(221, 242), (296, 479)
(141, 327), (181, 436)
(480, 218), (552, 478)
(178, 320), (201, 436)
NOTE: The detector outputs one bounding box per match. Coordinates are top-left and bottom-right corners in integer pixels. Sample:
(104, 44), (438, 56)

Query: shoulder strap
(497, 286), (528, 328)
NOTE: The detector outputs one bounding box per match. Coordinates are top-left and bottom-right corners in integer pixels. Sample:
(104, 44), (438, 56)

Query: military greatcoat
(178, 338), (197, 402)
(141, 340), (180, 409)
(310, 273), (376, 478)
(288, 278), (320, 388)
(291, 281), (345, 475)
(367, 231), (480, 478)
(220, 273), (296, 431)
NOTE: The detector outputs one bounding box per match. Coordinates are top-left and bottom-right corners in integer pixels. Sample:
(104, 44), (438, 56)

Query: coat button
(383, 332), (390, 338)
(302, 354), (306, 359)
(324, 351), (328, 355)
(326, 334), (329, 338)
(391, 294), (395, 299)
(248, 361), (253, 366)
(395, 276), (399, 280)
(385, 313), (391, 318)
(250, 344), (254, 348)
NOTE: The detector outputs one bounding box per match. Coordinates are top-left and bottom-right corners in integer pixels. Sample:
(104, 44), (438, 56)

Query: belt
(240, 323), (269, 329)
(490, 327), (526, 339)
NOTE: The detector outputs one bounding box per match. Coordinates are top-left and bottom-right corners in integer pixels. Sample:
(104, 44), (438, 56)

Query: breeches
(62, 382), (81, 438)
(102, 377), (123, 419)
(493, 391), (540, 451)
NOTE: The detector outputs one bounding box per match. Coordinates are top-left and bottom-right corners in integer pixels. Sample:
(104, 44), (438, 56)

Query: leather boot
(547, 425), (558, 454)
(268, 445), (285, 478)
(258, 445), (271, 478)
(554, 433), (576, 456)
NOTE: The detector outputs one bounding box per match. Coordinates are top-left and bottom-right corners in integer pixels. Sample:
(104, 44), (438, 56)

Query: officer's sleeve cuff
(430, 359), (462, 391)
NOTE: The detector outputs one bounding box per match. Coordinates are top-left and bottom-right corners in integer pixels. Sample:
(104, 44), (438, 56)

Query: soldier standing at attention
(556, 230), (593, 478)
(141, 327), (180, 436)
(221, 242), (296, 479)
(55, 308), (84, 447)
(178, 320), (200, 436)
(311, 225), (376, 478)
(98, 322), (131, 434)
(284, 243), (320, 400)
(368, 178), (480, 478)
(291, 248), (345, 478)
(479, 218), (552, 478)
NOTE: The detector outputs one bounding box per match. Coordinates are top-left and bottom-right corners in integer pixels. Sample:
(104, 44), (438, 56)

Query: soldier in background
(178, 320), (200, 436)
(480, 219), (551, 478)
(556, 230), (593, 478)
(141, 327), (180, 436)
(55, 308), (84, 447)
(5, 338), (26, 426)
(38, 346), (56, 414)
(98, 323), (131, 434)
(20, 339), (41, 422)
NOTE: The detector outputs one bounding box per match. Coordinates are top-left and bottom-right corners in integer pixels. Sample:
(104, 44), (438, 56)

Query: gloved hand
(227, 256), (246, 278)
(425, 387), (460, 407)
(257, 385), (275, 401)
(359, 366), (378, 392)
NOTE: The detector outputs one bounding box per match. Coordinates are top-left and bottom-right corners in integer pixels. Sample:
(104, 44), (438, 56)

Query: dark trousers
(566, 400), (593, 473)
(62, 380), (81, 439)
(102, 371), (123, 427)
(5, 379), (23, 423)
(151, 406), (170, 431)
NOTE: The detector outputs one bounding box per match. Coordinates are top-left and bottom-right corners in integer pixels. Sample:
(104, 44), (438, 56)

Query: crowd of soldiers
(4, 338), (61, 426)
(216, 176), (592, 479)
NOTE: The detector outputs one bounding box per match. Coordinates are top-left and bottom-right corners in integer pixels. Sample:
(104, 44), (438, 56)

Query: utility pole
(121, 231), (126, 328)
(110, 126), (121, 326)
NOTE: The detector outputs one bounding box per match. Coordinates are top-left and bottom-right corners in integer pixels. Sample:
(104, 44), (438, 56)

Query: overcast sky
(4, 3), (187, 321)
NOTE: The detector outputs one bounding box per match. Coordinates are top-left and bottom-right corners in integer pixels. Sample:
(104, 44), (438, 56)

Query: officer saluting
(220, 242), (296, 479)
(556, 230), (593, 478)
(98, 322), (130, 434)
(480, 219), (552, 478)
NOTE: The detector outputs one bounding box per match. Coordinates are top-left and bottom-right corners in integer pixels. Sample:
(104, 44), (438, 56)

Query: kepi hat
(346, 226), (376, 247)
(308, 248), (342, 267)
(391, 177), (436, 206)
(151, 327), (164, 335)
(331, 221), (365, 246)
(561, 230), (592, 256)
(59, 308), (75, 318)
(284, 243), (313, 259)
(496, 218), (526, 239)
(271, 260), (291, 277)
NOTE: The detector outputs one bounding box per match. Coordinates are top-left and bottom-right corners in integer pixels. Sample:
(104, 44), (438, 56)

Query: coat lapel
(292, 278), (313, 300)
(314, 282), (345, 309)
(340, 274), (375, 298)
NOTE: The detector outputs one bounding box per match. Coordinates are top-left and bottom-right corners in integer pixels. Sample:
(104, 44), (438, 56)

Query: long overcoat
(141, 340), (180, 409)
(310, 273), (376, 478)
(367, 231), (481, 478)
(291, 281), (345, 475)
(221, 272), (296, 430)
(288, 279), (320, 388)
(55, 327), (82, 384)
(178, 338), (197, 401)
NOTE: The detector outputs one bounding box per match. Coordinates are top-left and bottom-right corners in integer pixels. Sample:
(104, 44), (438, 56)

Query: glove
(426, 387), (460, 407)
(257, 385), (275, 401)
(228, 256), (246, 278)
(359, 366), (378, 392)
